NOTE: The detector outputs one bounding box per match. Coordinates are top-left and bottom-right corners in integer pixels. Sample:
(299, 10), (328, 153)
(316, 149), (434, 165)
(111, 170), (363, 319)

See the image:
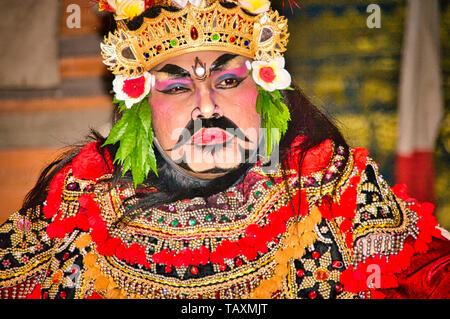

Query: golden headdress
(98, 0), (289, 76)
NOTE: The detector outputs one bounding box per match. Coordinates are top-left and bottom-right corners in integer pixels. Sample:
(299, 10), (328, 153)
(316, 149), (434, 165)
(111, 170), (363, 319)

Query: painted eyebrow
(210, 54), (239, 73)
(156, 64), (191, 78)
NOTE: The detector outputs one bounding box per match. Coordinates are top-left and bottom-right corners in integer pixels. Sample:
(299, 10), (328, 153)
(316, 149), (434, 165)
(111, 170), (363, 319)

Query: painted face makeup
(149, 51), (261, 180)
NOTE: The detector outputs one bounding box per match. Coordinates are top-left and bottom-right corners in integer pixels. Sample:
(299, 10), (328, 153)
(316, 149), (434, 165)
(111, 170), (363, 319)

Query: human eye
(157, 82), (191, 94)
(215, 74), (244, 89)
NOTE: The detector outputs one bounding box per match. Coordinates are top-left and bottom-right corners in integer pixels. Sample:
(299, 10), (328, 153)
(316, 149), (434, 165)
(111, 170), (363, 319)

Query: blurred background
(0, 0), (448, 229)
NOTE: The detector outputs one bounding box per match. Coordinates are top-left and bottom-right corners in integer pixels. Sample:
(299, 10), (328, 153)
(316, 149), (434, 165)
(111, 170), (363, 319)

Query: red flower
(122, 76), (147, 98)
(258, 66), (276, 83)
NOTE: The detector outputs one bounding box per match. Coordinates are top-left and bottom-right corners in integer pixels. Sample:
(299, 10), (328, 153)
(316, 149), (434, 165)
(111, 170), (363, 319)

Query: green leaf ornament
(103, 94), (157, 187)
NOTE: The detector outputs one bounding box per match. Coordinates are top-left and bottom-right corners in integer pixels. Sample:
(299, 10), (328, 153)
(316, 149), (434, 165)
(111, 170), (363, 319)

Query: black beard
(152, 145), (253, 198)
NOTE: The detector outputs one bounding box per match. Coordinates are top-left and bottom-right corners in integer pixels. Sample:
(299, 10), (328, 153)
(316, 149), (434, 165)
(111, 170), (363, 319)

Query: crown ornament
(101, 1), (289, 76)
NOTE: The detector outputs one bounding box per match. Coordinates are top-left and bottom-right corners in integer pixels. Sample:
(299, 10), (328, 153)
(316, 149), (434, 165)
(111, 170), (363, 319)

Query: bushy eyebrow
(210, 54), (239, 73)
(155, 54), (239, 79)
(156, 64), (191, 78)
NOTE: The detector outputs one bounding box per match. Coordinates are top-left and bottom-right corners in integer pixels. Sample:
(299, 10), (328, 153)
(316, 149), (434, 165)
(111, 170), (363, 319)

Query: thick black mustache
(166, 117), (251, 151)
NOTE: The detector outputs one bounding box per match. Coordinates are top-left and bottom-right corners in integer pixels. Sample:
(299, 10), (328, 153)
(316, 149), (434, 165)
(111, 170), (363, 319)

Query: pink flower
(113, 71), (154, 108)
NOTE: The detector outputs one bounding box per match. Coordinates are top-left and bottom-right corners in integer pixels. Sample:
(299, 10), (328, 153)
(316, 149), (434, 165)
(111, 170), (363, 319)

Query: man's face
(149, 50), (261, 179)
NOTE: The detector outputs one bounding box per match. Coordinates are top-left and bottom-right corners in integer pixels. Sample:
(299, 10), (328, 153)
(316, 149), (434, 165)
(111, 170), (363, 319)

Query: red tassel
(46, 221), (66, 239)
(176, 248), (193, 267)
(91, 227), (108, 243)
(238, 237), (258, 261)
(97, 237), (121, 256)
(75, 214), (90, 231)
(62, 216), (77, 234)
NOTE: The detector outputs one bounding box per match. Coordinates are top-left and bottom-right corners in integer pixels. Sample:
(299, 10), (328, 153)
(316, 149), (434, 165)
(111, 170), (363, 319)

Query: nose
(191, 86), (223, 120)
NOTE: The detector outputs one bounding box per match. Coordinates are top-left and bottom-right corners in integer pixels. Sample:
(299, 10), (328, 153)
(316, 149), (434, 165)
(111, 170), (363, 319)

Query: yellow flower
(238, 0), (270, 14)
(107, 0), (146, 20)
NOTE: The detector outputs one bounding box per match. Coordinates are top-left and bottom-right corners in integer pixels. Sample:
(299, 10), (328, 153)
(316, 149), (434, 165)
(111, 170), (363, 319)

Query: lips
(191, 128), (229, 145)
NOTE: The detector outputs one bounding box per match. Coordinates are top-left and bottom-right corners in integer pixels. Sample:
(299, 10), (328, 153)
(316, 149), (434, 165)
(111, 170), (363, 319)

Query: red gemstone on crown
(296, 269), (304, 277)
(156, 45), (162, 51)
(229, 36), (236, 42)
(190, 27), (198, 40)
(312, 251), (320, 259)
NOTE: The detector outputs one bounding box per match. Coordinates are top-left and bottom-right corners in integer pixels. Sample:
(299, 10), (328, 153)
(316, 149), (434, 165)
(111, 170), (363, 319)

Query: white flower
(171, 0), (203, 9)
(107, 0), (146, 20)
(251, 57), (291, 92)
(238, 0), (270, 15)
(113, 71), (154, 108)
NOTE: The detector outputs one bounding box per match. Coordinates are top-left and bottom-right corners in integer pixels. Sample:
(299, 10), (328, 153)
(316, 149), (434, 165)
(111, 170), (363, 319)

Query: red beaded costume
(0, 138), (448, 299)
(0, 0), (449, 299)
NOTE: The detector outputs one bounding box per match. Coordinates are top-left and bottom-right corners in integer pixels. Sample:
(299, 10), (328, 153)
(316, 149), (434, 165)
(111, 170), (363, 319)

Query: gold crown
(101, 1), (289, 77)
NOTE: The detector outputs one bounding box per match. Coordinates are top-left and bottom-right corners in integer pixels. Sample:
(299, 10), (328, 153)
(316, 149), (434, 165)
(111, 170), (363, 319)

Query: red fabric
(379, 236), (450, 299)
(72, 142), (113, 181)
(395, 151), (436, 203)
(285, 137), (333, 175)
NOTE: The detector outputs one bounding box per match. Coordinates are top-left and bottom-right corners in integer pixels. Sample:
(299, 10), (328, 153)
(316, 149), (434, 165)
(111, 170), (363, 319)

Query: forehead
(151, 50), (248, 73)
